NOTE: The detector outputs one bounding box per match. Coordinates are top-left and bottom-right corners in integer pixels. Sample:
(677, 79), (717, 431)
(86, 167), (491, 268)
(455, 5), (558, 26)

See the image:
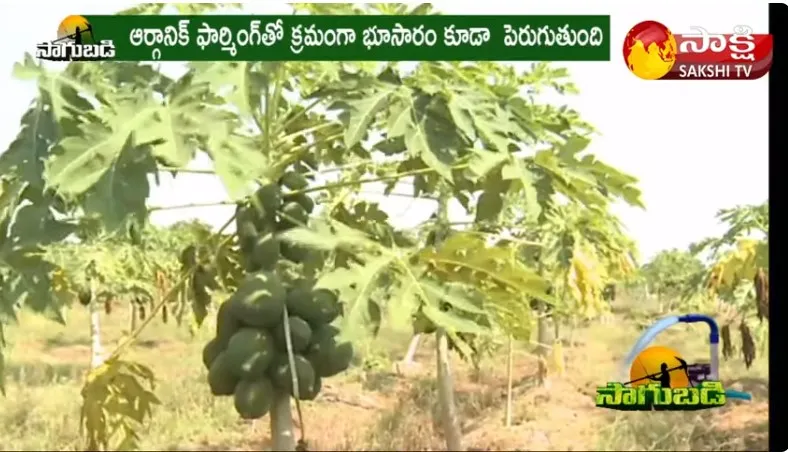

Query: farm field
(1, 296), (768, 451)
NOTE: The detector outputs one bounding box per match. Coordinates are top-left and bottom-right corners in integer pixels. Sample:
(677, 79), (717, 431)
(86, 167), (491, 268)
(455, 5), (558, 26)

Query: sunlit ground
(0, 294), (768, 451)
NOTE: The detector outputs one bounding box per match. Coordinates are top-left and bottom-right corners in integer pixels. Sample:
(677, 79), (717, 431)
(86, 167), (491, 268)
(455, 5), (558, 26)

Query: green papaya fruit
(281, 172), (309, 191)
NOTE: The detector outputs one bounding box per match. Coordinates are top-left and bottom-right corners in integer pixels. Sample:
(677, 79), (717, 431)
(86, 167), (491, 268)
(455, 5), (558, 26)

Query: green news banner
(74, 15), (611, 61)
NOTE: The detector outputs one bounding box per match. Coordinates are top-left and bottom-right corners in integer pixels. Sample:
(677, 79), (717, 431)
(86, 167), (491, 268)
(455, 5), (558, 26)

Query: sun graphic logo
(628, 345), (691, 388)
(622, 21), (677, 80)
(56, 15), (96, 45)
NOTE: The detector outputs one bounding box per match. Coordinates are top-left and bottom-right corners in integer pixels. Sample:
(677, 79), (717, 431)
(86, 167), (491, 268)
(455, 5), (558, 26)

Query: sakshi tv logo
(622, 20), (773, 80)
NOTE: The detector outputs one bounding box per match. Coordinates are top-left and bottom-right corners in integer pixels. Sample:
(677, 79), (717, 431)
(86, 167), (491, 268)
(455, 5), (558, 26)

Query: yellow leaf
(80, 357), (158, 451)
(419, 232), (553, 303)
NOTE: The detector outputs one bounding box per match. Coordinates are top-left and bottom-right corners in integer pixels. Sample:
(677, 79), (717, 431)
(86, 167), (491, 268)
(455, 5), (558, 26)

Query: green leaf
(14, 58), (100, 126)
(190, 62), (266, 121)
(386, 101), (411, 139)
(466, 149), (507, 182)
(117, 3), (166, 15)
(10, 204), (75, 247)
(1, 245), (69, 322)
(203, 132), (267, 200)
(448, 95), (476, 141)
(343, 85), (397, 148)
(280, 219), (372, 252)
(421, 280), (485, 315)
(404, 114), (454, 182)
(558, 136), (591, 158)
(475, 192), (503, 223)
(45, 96), (157, 197)
(502, 157), (541, 223)
(0, 97), (57, 192)
(319, 255), (395, 338)
(81, 139), (156, 233)
(418, 232), (554, 304)
(422, 303), (489, 335)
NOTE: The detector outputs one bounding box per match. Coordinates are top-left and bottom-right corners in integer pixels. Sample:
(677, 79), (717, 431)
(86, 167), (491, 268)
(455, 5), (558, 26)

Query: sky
(0, 1), (769, 262)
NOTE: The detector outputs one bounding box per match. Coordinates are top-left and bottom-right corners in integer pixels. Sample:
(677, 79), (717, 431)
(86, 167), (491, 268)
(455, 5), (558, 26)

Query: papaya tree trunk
(535, 301), (550, 388)
(270, 392), (295, 451)
(436, 328), (463, 450)
(568, 315), (578, 348)
(504, 335), (514, 427)
(432, 186), (463, 450)
(402, 333), (421, 365)
(552, 318), (566, 376)
(88, 278), (105, 369)
(128, 302), (138, 332)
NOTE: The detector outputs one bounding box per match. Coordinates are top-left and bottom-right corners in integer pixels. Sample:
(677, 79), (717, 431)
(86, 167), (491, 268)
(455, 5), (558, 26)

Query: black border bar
(768, 3), (784, 452)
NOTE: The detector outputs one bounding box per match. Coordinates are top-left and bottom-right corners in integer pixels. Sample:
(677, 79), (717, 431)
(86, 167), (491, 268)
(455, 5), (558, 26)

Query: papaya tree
(502, 193), (639, 392)
(686, 202), (768, 368)
(1, 2), (650, 450)
(641, 248), (705, 313)
(276, 17), (647, 451)
(2, 3), (457, 449)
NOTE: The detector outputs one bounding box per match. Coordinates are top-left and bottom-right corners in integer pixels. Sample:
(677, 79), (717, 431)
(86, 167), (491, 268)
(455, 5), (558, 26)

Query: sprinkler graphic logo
(596, 314), (752, 411)
(35, 15), (116, 61)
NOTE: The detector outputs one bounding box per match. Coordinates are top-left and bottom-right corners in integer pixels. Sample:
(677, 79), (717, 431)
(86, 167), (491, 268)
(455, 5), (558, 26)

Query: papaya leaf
(81, 138), (156, 234)
(420, 280), (485, 315)
(139, 77), (221, 167)
(404, 102), (455, 182)
(318, 254), (395, 338)
(117, 3), (167, 15)
(422, 303), (489, 335)
(447, 94), (477, 141)
(117, 3), (240, 15)
(0, 97), (58, 192)
(475, 192), (504, 223)
(9, 203), (75, 247)
(190, 62), (267, 121)
(419, 232), (554, 303)
(201, 131), (267, 200)
(0, 245), (70, 323)
(501, 157), (541, 222)
(280, 219), (371, 252)
(12, 56), (99, 126)
(81, 356), (159, 451)
(465, 149), (507, 182)
(407, 3), (437, 15)
(557, 136), (591, 158)
(45, 95), (158, 197)
(386, 101), (412, 139)
(343, 85), (398, 148)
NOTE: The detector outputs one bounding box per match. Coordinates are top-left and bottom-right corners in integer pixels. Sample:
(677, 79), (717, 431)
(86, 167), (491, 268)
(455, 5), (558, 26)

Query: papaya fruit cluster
(201, 174), (353, 420)
(202, 271), (353, 419)
(235, 171), (315, 272)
